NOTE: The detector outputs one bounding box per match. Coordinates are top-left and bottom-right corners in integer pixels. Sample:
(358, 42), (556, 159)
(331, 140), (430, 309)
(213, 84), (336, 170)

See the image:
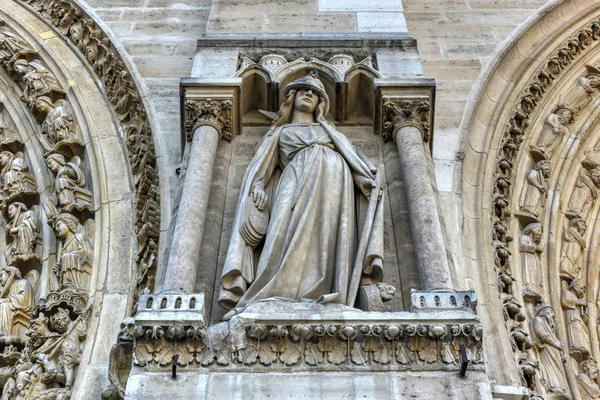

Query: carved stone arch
(0, 1), (162, 398)
(343, 65), (380, 123)
(460, 0), (600, 396)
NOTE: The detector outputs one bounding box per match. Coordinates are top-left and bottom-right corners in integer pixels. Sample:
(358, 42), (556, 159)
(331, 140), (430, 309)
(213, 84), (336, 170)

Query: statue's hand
(358, 177), (377, 198)
(252, 185), (268, 211)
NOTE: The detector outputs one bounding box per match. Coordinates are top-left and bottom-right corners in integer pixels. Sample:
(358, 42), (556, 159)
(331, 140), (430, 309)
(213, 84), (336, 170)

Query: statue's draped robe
(9, 208), (36, 257)
(219, 121), (384, 310)
(0, 278), (33, 336)
(57, 232), (93, 292)
(533, 315), (569, 394)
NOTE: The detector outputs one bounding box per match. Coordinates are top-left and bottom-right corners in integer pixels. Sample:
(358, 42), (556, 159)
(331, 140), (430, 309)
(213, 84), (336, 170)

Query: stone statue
(519, 222), (544, 298)
(578, 358), (600, 400)
(519, 160), (550, 219)
(0, 31), (34, 67)
(34, 97), (79, 152)
(531, 106), (574, 159)
(0, 265), (34, 337)
(559, 218), (586, 282)
(0, 150), (36, 201)
(52, 213), (93, 293)
(567, 158), (600, 219)
(101, 318), (134, 400)
(561, 278), (590, 357)
(532, 303), (569, 396)
(46, 154), (91, 212)
(4, 202), (38, 264)
(13, 59), (64, 107)
(219, 72), (384, 317)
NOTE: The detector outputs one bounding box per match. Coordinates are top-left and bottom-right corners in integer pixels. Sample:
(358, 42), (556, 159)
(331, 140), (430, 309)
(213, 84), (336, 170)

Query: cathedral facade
(0, 0), (597, 399)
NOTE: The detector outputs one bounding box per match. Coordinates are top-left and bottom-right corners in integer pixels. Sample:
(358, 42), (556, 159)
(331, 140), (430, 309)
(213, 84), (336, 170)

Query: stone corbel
(375, 79), (435, 149)
(180, 79), (241, 143)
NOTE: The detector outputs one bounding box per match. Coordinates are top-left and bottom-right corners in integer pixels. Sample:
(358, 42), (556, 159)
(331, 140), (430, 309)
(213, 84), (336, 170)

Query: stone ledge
(197, 33), (416, 49)
(132, 301), (483, 372)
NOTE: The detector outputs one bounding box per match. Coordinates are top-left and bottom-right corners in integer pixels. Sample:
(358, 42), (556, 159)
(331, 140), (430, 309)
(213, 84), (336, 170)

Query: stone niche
(123, 35), (483, 400)
(185, 39), (426, 324)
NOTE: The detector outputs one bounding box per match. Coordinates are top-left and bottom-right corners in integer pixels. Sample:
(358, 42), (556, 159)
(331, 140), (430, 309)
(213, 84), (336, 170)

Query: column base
(136, 293), (207, 327)
(410, 290), (477, 313)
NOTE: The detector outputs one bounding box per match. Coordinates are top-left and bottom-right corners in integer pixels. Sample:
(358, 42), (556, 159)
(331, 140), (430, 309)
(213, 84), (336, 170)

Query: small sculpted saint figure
(0, 265), (33, 337)
(52, 213), (93, 293)
(219, 72), (384, 318)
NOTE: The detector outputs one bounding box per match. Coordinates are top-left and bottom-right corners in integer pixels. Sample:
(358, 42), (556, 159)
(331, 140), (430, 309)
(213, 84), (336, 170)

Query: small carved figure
(568, 159), (600, 219)
(48, 308), (87, 392)
(35, 97), (79, 152)
(4, 202), (38, 264)
(0, 31), (34, 68)
(578, 358), (600, 400)
(519, 160), (550, 219)
(520, 222), (544, 298)
(561, 278), (590, 357)
(13, 59), (64, 107)
(46, 154), (91, 212)
(52, 213), (93, 293)
(101, 318), (134, 400)
(531, 106), (574, 159)
(0, 265), (33, 337)
(559, 218), (587, 282)
(0, 150), (36, 201)
(532, 303), (569, 396)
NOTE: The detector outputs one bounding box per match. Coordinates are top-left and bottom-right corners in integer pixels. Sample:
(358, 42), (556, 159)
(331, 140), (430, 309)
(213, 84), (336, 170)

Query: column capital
(181, 79), (241, 142)
(375, 80), (436, 147)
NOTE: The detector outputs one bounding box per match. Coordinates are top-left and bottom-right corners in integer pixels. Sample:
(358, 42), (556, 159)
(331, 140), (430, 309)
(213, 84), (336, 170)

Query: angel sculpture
(13, 59), (65, 108)
(0, 150), (36, 201)
(5, 202), (38, 264)
(51, 213), (93, 294)
(46, 154), (91, 213)
(35, 96), (80, 153)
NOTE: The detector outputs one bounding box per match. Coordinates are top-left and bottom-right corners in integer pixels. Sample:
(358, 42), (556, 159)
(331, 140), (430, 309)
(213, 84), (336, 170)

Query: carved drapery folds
(482, 15), (600, 399)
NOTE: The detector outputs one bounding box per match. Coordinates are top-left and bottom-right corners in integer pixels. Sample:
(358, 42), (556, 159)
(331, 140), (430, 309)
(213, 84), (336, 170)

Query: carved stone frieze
(485, 17), (600, 393)
(184, 99), (233, 142)
(4, 0), (161, 305)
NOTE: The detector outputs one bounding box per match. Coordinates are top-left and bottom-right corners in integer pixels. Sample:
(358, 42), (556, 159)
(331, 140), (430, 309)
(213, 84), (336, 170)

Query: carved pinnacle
(382, 99), (431, 143)
(184, 99), (233, 142)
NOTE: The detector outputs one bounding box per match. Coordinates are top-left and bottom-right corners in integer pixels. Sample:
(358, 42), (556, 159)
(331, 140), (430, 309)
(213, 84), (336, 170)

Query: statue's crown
(284, 70), (328, 102)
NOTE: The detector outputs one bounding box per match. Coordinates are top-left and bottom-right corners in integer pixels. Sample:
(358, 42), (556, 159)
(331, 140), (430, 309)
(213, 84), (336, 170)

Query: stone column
(383, 99), (453, 291)
(161, 99), (232, 293)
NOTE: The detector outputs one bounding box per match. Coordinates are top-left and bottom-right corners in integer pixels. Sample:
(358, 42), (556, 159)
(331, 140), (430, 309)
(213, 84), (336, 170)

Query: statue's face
(574, 281), (586, 297)
(294, 88), (319, 114)
(531, 228), (542, 244)
(7, 204), (17, 218)
(36, 100), (50, 113)
(14, 64), (27, 75)
(556, 108), (572, 124)
(50, 312), (69, 333)
(47, 159), (59, 173)
(56, 220), (69, 239)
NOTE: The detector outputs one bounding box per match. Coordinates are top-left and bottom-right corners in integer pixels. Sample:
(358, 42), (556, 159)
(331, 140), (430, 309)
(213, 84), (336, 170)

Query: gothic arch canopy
(461, 0), (600, 397)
